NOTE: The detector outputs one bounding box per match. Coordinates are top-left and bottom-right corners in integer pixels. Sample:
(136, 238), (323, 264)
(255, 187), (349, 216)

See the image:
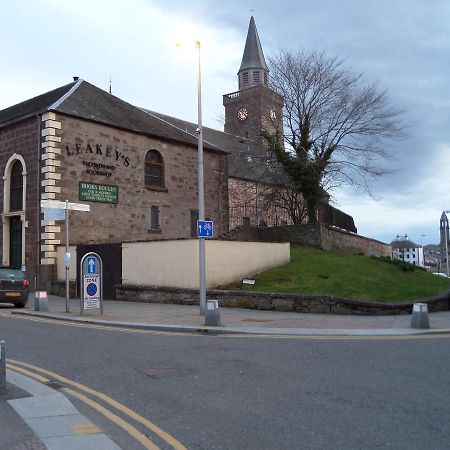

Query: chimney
(73, 76), (79, 81)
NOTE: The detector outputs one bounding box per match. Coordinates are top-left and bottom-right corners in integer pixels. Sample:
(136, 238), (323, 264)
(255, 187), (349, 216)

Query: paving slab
(25, 413), (94, 438)
(6, 371), (122, 449)
(42, 433), (122, 450)
(0, 382), (43, 450)
(9, 392), (79, 419)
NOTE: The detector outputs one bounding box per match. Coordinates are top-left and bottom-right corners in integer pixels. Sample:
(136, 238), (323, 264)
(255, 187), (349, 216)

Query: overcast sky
(1, 0), (449, 245)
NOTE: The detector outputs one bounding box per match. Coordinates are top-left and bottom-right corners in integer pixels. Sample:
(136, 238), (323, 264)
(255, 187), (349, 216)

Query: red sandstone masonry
(222, 223), (391, 258)
(56, 115), (229, 245)
(0, 112), (229, 288)
(0, 117), (40, 285)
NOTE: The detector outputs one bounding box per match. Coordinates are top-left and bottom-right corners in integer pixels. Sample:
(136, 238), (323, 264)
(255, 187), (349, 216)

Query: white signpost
(43, 207), (65, 221)
(40, 199), (90, 312)
(41, 200), (90, 212)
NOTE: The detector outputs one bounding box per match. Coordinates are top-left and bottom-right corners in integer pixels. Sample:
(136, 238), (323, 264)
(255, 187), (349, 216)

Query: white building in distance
(390, 234), (424, 267)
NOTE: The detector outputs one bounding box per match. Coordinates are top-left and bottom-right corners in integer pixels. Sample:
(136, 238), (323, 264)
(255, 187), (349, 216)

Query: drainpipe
(36, 114), (42, 291)
(218, 154), (225, 235)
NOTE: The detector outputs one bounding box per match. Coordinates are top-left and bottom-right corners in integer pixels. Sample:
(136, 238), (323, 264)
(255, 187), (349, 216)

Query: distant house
(390, 235), (424, 267)
(423, 244), (440, 270)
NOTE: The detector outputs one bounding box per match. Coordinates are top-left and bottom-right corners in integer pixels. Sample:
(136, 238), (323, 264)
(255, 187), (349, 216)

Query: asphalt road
(1, 310), (450, 449)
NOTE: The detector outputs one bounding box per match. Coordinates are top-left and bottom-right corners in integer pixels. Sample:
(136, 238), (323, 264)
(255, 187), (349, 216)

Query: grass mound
(222, 245), (450, 303)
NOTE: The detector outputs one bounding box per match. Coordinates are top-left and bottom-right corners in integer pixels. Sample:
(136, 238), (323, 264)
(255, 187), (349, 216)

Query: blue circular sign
(86, 283), (97, 297)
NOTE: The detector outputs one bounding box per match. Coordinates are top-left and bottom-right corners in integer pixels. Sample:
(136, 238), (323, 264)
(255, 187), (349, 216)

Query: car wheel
(13, 303), (26, 308)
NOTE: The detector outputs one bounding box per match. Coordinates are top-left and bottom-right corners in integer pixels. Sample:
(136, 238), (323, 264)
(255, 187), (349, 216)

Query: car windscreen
(0, 268), (25, 279)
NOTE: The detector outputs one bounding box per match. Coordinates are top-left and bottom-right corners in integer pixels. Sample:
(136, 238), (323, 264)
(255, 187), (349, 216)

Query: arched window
(10, 160), (23, 211)
(145, 150), (164, 188)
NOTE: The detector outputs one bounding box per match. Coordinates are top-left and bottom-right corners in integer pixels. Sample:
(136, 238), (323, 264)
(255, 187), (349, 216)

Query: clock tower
(223, 16), (283, 144)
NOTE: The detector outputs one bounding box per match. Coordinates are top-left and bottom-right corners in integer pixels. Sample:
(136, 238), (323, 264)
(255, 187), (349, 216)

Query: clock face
(237, 107), (248, 121)
(269, 107), (277, 121)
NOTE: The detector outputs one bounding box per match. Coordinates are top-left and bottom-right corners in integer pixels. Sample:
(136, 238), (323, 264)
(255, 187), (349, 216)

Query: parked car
(0, 267), (29, 308)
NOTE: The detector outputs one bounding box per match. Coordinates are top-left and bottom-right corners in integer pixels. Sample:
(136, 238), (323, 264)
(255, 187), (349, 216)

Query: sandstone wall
(57, 114), (229, 245)
(115, 285), (450, 315)
(320, 226), (392, 257)
(0, 117), (40, 286)
(222, 223), (391, 258)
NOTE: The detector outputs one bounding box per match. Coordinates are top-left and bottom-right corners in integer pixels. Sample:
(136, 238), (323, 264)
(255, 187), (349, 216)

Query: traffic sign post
(196, 220), (213, 315)
(80, 252), (103, 315)
(41, 199), (90, 312)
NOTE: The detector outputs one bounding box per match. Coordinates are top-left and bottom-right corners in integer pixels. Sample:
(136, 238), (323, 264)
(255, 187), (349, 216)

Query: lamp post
(420, 234), (426, 268)
(195, 40), (207, 315)
(444, 211), (450, 278)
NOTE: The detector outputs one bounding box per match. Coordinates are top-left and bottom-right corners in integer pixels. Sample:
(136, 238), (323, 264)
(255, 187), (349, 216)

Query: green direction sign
(79, 182), (118, 204)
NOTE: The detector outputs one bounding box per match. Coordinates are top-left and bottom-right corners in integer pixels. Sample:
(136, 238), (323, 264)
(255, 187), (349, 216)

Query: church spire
(238, 16), (269, 90)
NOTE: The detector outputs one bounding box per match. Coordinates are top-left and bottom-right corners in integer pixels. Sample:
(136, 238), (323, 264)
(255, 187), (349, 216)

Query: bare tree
(261, 182), (308, 224)
(265, 50), (405, 223)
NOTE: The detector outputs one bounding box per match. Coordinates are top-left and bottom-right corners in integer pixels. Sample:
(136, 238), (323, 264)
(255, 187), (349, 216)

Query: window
(149, 205), (160, 231)
(253, 71), (260, 83)
(264, 72), (268, 85)
(10, 160), (23, 212)
(145, 150), (164, 188)
(242, 72), (249, 84)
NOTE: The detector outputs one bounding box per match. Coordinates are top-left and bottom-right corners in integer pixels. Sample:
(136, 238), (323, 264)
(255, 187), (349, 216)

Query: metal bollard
(0, 341), (5, 394)
(205, 300), (221, 326)
(410, 303), (430, 329)
(34, 291), (49, 312)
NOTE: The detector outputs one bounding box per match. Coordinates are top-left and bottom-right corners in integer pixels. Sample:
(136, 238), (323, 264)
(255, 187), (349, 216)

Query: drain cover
(44, 381), (66, 390)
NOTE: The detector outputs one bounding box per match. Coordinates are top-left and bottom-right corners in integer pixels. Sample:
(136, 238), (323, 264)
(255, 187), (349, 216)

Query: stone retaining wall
(221, 223), (391, 258)
(115, 285), (450, 315)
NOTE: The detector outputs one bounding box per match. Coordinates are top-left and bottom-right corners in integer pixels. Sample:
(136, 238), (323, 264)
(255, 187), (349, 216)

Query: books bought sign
(79, 182), (118, 204)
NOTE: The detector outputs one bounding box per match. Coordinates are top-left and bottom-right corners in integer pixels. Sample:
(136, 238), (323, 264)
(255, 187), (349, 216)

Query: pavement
(2, 372), (121, 450)
(2, 294), (450, 449)
(12, 294), (450, 336)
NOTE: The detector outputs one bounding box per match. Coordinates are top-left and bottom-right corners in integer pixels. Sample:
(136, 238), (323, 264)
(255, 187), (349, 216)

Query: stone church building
(0, 16), (355, 290)
(0, 81), (230, 288)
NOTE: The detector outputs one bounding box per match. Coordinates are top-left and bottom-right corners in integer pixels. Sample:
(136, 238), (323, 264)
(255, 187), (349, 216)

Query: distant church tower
(223, 16), (283, 144)
(439, 211), (449, 270)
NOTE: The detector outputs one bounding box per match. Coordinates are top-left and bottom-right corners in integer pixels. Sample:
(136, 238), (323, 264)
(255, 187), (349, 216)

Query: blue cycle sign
(80, 252), (103, 314)
(197, 220), (214, 238)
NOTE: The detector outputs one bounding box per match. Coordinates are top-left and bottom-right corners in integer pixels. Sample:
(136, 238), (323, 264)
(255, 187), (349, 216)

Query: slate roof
(145, 110), (287, 184)
(390, 239), (420, 249)
(0, 79), (226, 154)
(0, 81), (77, 125)
(0, 78), (287, 183)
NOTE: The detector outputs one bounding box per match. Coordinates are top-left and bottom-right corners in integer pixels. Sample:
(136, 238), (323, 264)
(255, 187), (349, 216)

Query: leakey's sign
(79, 182), (118, 204)
(65, 143), (131, 166)
(65, 143), (132, 178)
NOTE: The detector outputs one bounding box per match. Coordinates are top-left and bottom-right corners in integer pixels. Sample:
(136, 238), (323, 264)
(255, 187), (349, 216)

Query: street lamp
(420, 234), (426, 267)
(195, 40), (207, 315)
(176, 39), (207, 314)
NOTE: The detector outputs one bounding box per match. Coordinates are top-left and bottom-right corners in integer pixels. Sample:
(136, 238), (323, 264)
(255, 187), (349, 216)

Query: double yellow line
(3, 309), (450, 341)
(6, 359), (187, 450)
